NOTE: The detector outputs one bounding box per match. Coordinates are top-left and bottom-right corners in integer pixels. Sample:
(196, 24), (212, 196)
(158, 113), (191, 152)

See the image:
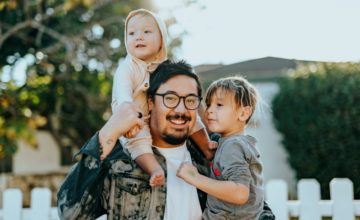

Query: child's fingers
(177, 162), (189, 175)
(178, 162), (186, 170)
(209, 141), (218, 150)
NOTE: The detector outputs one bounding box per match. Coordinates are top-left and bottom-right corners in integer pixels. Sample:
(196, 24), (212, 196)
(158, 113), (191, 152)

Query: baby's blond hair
(205, 76), (258, 123)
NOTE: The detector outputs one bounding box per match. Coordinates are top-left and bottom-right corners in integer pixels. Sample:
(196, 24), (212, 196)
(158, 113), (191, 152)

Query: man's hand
(124, 125), (141, 138)
(176, 162), (199, 185)
(99, 102), (145, 160)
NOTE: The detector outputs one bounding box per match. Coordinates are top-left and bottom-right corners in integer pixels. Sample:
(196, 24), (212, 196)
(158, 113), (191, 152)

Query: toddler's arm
(177, 162), (249, 205)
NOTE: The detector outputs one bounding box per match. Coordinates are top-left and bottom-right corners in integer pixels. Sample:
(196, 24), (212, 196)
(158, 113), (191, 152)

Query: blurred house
(0, 131), (69, 207)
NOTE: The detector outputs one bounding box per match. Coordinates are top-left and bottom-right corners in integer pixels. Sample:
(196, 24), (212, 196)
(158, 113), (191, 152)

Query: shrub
(272, 62), (360, 199)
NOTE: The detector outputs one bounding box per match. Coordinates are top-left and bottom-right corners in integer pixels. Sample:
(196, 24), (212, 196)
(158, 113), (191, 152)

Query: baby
(111, 9), (215, 187)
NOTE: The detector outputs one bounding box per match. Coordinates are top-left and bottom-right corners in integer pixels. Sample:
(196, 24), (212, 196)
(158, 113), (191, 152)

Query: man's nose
(174, 99), (187, 113)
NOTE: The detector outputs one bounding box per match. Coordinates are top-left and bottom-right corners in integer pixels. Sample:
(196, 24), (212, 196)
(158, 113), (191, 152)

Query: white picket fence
(0, 178), (359, 220)
(267, 178), (360, 220)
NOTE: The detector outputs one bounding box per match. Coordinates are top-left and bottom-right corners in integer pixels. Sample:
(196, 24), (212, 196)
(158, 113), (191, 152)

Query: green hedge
(272, 63), (360, 199)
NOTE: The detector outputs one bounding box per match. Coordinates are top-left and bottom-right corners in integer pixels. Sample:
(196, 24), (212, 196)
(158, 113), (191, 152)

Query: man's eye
(165, 96), (177, 102)
(128, 32), (134, 35)
(186, 99), (196, 105)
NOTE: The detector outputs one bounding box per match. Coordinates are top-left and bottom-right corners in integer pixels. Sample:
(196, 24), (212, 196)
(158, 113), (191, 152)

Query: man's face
(149, 74), (199, 148)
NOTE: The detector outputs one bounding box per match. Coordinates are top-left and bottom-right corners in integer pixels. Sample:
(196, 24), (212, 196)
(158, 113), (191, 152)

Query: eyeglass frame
(154, 92), (202, 110)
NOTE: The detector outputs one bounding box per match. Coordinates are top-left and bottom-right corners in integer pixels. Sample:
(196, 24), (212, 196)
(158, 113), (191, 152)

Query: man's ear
(238, 106), (252, 122)
(148, 97), (154, 111)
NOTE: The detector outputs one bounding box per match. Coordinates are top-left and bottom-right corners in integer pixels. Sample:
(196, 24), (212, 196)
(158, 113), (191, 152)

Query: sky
(154, 0), (360, 66)
(2, 0), (360, 85)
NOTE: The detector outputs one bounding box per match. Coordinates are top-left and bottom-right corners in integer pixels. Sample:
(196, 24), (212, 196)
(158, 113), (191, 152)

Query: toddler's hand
(176, 162), (199, 185)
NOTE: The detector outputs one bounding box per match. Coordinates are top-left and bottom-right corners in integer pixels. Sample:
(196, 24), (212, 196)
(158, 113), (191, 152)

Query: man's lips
(166, 115), (191, 125)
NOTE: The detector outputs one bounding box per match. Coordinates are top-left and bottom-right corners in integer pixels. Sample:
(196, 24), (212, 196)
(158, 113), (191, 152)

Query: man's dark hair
(147, 60), (202, 99)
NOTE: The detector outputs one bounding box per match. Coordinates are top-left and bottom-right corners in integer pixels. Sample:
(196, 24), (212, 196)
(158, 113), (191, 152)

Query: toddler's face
(126, 14), (162, 62)
(205, 89), (243, 137)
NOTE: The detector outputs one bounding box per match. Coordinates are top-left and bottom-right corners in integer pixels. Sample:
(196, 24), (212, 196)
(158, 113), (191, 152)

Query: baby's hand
(176, 162), (199, 184)
(149, 168), (165, 187)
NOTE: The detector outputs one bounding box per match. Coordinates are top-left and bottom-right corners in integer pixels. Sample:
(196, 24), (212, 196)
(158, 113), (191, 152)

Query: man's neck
(152, 139), (186, 149)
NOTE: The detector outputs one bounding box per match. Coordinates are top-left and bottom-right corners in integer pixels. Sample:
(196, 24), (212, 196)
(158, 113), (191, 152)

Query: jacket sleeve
(259, 201), (276, 220)
(57, 132), (112, 220)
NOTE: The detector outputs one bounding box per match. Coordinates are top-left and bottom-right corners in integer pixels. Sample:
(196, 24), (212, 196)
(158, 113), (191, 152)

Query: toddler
(177, 76), (264, 219)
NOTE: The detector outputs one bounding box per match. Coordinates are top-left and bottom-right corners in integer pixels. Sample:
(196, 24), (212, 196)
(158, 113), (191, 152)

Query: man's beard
(162, 114), (192, 145)
(162, 131), (189, 145)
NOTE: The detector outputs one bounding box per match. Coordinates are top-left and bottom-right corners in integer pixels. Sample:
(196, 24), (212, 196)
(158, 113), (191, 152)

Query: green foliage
(272, 62), (360, 199)
(0, 0), (183, 159)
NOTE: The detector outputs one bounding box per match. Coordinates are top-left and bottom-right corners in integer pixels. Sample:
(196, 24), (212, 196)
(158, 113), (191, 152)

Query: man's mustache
(166, 114), (191, 121)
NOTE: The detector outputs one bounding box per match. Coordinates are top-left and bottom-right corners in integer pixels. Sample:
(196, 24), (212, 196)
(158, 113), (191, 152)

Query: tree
(272, 62), (360, 198)
(0, 0), (183, 163)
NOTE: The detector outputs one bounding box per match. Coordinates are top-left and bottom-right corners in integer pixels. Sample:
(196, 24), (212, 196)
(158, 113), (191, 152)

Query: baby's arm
(112, 60), (135, 113)
(177, 162), (249, 205)
(99, 102), (145, 160)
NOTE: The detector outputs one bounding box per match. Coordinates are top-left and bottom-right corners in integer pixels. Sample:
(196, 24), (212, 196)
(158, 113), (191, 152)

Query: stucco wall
(13, 131), (62, 175)
(247, 82), (296, 195)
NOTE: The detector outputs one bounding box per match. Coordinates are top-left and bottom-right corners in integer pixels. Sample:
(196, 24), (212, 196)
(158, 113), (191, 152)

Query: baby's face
(126, 14), (162, 62)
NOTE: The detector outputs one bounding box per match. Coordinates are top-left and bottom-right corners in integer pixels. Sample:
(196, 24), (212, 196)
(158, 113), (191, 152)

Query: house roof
(196, 56), (310, 82)
(194, 64), (224, 73)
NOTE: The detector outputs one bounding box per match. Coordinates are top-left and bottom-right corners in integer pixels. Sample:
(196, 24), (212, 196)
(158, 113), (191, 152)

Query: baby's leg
(135, 153), (165, 187)
(125, 123), (165, 186)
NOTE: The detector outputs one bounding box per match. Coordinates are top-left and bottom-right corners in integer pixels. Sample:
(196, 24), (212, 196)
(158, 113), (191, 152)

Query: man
(57, 60), (274, 220)
(57, 60), (208, 220)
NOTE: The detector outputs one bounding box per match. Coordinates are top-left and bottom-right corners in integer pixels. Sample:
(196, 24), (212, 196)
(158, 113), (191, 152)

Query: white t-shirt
(155, 144), (202, 220)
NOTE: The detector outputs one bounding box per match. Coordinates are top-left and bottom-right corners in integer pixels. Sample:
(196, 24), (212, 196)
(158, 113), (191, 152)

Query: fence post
(298, 179), (321, 220)
(30, 188), (52, 220)
(266, 179), (288, 220)
(330, 178), (355, 220)
(3, 188), (22, 220)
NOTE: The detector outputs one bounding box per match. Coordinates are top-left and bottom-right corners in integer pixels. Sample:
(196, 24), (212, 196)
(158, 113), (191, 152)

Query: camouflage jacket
(57, 132), (275, 220)
(57, 132), (209, 220)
